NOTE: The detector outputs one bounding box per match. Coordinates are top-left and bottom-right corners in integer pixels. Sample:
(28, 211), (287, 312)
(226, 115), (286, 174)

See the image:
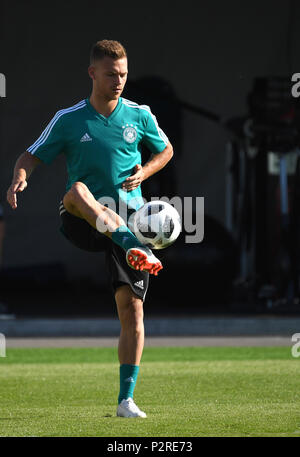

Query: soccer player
(6, 40), (173, 418)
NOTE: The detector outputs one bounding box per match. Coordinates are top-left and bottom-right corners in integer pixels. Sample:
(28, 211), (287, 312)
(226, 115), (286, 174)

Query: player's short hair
(90, 40), (127, 64)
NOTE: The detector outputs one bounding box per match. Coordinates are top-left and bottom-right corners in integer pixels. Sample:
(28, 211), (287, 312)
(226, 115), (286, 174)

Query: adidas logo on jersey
(80, 133), (92, 142)
(134, 280), (144, 289)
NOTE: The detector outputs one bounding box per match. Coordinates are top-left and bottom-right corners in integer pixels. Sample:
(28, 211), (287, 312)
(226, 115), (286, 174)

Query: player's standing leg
(63, 181), (162, 275)
(115, 285), (147, 418)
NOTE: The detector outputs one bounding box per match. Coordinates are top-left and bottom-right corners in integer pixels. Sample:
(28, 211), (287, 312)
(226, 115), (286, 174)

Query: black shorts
(59, 201), (149, 301)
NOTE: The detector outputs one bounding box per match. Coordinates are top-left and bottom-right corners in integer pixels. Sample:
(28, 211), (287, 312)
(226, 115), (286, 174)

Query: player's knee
(119, 295), (144, 332)
(71, 181), (89, 196)
(132, 300), (144, 330)
(66, 182), (91, 205)
(128, 299), (144, 326)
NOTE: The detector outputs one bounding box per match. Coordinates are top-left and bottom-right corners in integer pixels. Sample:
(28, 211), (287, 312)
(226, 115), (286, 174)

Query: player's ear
(88, 65), (96, 80)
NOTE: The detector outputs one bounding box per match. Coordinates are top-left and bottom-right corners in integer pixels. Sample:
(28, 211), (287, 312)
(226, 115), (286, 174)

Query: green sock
(118, 364), (140, 404)
(111, 225), (144, 251)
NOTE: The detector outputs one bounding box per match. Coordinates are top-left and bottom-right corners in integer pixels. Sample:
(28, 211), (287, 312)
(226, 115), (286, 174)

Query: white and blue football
(132, 200), (181, 249)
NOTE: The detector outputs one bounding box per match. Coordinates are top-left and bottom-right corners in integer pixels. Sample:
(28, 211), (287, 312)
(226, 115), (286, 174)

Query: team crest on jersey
(122, 124), (137, 143)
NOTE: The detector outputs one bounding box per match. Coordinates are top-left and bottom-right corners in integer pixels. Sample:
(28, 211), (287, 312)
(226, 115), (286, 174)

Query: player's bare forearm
(122, 143), (173, 191)
(7, 151), (41, 209)
(12, 151), (40, 182)
(142, 142), (173, 181)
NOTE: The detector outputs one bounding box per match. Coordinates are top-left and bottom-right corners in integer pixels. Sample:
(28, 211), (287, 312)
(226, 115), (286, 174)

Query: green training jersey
(27, 97), (169, 211)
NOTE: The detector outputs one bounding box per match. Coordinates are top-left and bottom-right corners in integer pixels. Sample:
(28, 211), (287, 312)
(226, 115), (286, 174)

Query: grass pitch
(0, 346), (299, 437)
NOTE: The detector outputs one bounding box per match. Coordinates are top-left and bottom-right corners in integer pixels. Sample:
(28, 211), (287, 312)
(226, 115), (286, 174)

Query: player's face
(89, 56), (128, 101)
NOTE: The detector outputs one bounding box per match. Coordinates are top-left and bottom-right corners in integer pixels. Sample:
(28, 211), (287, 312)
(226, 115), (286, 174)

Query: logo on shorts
(134, 280), (144, 289)
(122, 124), (137, 143)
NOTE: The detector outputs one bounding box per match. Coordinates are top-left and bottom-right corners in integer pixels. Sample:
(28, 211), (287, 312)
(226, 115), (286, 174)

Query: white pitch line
(5, 336), (293, 348)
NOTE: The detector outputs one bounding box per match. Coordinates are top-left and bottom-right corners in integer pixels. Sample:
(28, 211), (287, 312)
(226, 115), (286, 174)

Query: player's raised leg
(63, 181), (162, 275)
(115, 284), (147, 418)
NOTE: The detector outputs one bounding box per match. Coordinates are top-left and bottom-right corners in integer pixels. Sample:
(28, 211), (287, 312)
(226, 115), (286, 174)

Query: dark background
(1, 0), (300, 316)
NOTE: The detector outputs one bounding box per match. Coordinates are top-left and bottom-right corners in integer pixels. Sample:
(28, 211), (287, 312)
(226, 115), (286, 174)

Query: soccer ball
(131, 200), (181, 249)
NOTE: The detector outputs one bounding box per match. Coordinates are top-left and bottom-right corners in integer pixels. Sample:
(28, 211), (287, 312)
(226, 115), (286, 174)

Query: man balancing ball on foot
(7, 40), (173, 418)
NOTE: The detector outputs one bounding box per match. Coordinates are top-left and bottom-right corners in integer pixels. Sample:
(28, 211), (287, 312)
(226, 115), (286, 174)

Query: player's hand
(7, 180), (28, 209)
(122, 164), (145, 192)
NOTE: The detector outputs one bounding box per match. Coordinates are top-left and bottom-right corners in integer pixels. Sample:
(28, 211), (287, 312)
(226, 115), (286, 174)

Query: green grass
(0, 347), (299, 437)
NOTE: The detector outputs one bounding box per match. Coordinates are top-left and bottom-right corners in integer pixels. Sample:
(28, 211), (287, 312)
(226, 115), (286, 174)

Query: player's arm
(122, 143), (173, 192)
(7, 110), (65, 210)
(7, 151), (42, 209)
(123, 106), (174, 192)
(142, 142), (173, 180)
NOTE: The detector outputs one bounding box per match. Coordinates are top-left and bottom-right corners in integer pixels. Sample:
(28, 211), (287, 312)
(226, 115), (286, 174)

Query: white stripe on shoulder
(28, 99), (86, 153)
(28, 100), (86, 154)
(122, 98), (139, 106)
(122, 99), (168, 146)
